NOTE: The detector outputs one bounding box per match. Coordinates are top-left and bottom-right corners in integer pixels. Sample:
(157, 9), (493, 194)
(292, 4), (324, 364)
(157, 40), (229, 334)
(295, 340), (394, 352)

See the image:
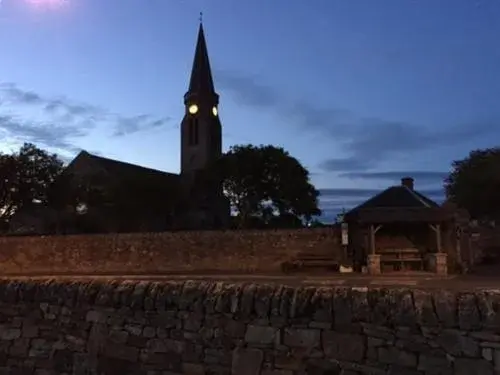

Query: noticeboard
(341, 222), (348, 245)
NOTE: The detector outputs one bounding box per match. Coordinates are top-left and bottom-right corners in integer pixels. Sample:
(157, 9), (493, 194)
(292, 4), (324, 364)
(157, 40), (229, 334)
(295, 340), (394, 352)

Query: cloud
(216, 70), (350, 130)
(216, 70), (499, 173)
(320, 188), (382, 198)
(216, 71), (281, 108)
(319, 157), (374, 172)
(0, 82), (103, 122)
(1, 84), (43, 105)
(113, 114), (172, 137)
(339, 170), (448, 183)
(0, 115), (85, 154)
(0, 82), (172, 146)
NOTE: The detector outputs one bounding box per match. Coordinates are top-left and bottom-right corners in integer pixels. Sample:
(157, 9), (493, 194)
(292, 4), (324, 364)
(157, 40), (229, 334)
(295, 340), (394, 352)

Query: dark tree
(0, 153), (18, 224)
(0, 143), (64, 223)
(445, 147), (500, 220)
(335, 209), (347, 224)
(210, 144), (321, 228)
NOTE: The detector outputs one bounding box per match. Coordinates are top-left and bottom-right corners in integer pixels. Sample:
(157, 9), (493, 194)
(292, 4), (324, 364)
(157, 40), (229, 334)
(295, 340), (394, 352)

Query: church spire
(180, 18), (223, 177)
(185, 17), (216, 100)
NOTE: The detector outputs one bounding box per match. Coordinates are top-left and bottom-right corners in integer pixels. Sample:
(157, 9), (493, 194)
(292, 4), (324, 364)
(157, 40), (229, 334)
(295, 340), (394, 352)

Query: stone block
(142, 326), (156, 338)
(454, 357), (493, 375)
(458, 293), (481, 331)
(436, 329), (477, 356)
(22, 325), (39, 338)
(231, 348), (263, 375)
(86, 310), (106, 323)
(417, 354), (452, 373)
(482, 347), (493, 361)
(433, 290), (457, 327)
(323, 331), (364, 362)
(382, 347), (418, 368)
(245, 325), (278, 345)
(261, 370), (293, 375)
(283, 328), (320, 348)
(304, 359), (341, 374)
(413, 290), (439, 326)
(367, 254), (381, 275)
(103, 343), (139, 362)
(182, 362), (206, 375)
(494, 349), (500, 371)
(332, 289), (353, 330)
(0, 327), (21, 340)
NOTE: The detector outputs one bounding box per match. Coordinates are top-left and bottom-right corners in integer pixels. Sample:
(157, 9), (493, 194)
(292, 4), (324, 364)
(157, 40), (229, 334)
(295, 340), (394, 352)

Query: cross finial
(199, 12), (203, 24)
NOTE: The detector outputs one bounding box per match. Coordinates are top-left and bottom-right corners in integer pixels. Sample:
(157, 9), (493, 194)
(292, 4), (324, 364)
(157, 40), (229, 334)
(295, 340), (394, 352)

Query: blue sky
(0, 0), (499, 223)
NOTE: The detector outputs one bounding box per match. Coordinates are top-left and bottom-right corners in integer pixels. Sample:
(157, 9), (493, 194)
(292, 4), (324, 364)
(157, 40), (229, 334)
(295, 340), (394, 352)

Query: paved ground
(2, 272), (500, 291)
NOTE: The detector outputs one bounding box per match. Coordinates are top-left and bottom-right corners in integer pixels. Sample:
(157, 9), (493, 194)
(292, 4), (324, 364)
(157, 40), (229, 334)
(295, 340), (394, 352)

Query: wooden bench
(379, 248), (424, 271)
(281, 253), (340, 273)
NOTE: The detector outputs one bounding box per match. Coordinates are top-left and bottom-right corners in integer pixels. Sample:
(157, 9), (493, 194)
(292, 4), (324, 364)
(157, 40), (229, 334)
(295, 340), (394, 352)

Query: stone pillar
(429, 253), (448, 275)
(367, 254), (381, 275)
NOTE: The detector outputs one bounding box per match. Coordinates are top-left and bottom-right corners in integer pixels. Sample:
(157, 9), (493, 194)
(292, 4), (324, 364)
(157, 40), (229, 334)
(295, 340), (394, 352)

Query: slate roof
(351, 186), (439, 212)
(69, 151), (180, 182)
(348, 178), (439, 216)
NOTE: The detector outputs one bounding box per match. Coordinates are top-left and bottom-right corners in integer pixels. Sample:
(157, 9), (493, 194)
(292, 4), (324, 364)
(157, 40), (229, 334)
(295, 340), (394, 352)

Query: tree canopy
(0, 143), (64, 224)
(208, 144), (321, 228)
(444, 147), (500, 220)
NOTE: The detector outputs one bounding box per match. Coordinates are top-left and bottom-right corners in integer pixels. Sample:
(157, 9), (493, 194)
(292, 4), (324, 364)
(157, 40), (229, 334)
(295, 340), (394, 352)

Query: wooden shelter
(344, 177), (469, 274)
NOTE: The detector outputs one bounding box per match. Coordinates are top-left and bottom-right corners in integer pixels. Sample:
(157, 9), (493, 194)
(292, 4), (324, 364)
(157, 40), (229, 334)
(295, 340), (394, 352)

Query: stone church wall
(0, 280), (497, 374)
(0, 228), (340, 275)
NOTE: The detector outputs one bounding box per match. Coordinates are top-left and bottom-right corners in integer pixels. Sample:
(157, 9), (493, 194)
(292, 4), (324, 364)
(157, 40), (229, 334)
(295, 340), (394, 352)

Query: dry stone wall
(0, 280), (499, 374)
(0, 228), (340, 275)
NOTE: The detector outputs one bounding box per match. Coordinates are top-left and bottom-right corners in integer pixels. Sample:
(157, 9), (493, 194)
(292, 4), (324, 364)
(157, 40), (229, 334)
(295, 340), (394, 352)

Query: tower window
(188, 118), (199, 146)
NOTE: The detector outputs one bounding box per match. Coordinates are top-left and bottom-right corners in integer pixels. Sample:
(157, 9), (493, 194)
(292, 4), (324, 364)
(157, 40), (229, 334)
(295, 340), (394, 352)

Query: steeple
(184, 21), (218, 103)
(180, 18), (222, 176)
(179, 18), (228, 227)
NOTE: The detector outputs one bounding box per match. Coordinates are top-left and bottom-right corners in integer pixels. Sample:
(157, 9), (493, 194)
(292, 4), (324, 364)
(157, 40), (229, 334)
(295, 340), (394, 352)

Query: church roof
(69, 151), (180, 184)
(187, 22), (216, 95)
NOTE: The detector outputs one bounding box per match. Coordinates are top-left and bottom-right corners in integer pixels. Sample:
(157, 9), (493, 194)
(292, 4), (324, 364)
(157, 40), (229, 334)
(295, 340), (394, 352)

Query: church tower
(180, 21), (222, 175)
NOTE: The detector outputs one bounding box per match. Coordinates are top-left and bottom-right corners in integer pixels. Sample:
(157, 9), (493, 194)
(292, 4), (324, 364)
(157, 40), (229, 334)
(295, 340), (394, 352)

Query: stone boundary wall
(0, 228), (340, 275)
(0, 280), (499, 374)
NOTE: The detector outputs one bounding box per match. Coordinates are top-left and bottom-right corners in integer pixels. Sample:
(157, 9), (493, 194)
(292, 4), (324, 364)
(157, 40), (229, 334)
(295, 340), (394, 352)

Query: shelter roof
(345, 177), (444, 223)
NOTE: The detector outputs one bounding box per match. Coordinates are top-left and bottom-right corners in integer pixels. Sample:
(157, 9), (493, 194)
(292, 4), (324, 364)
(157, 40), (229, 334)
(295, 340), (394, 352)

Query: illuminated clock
(188, 104), (198, 114)
(212, 106), (218, 116)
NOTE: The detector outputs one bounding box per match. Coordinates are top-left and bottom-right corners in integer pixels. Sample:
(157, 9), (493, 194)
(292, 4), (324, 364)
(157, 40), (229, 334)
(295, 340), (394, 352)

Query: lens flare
(26, 0), (68, 8)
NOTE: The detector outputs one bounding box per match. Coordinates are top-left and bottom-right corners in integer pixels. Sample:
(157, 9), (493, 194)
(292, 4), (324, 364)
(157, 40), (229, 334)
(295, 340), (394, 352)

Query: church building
(9, 22), (230, 234)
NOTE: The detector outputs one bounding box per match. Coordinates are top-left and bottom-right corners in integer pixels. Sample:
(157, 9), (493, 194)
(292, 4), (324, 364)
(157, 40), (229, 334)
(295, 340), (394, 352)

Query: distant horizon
(64, 146), (447, 223)
(5, 142), (448, 224)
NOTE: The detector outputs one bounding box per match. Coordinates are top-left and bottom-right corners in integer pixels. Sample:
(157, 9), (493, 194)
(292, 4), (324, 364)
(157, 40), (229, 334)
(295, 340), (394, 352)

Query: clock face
(212, 106), (218, 116)
(188, 104), (198, 114)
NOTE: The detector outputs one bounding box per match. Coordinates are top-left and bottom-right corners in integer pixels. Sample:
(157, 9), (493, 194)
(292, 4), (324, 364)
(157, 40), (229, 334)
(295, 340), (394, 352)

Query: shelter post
(429, 223), (447, 275)
(369, 224), (375, 255)
(367, 224), (382, 274)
